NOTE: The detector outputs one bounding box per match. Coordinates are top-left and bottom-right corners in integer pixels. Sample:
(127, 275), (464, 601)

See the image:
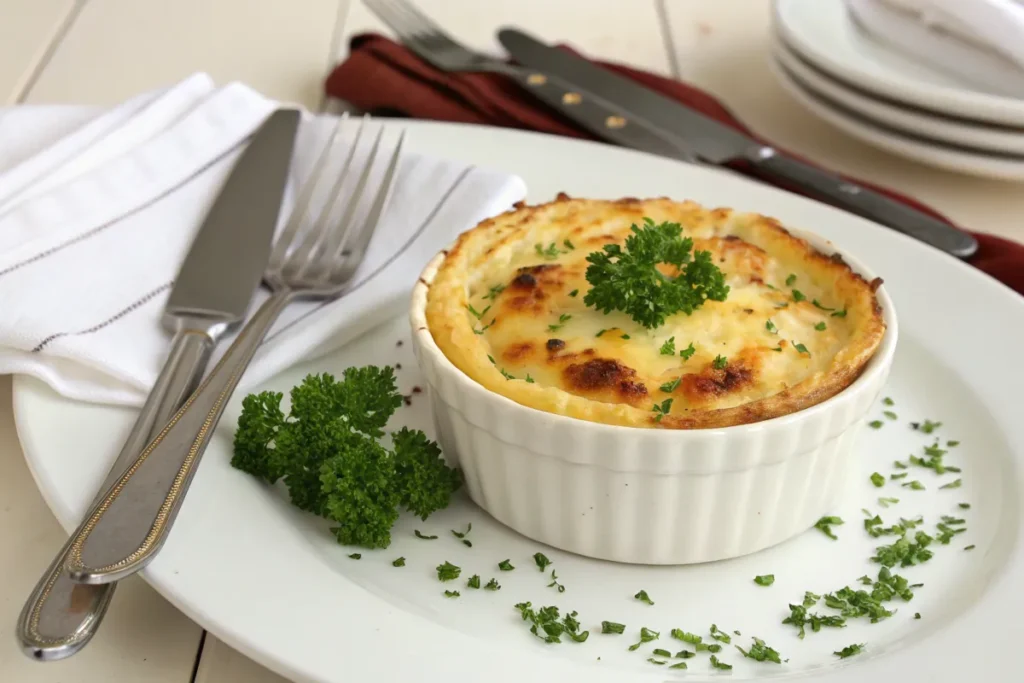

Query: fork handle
(64, 290), (294, 584)
(17, 327), (212, 659)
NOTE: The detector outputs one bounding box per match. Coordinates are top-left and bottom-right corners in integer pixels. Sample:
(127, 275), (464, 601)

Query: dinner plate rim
(773, 0), (1024, 127)
(13, 119), (1024, 683)
(771, 38), (1024, 155)
(771, 57), (1024, 180)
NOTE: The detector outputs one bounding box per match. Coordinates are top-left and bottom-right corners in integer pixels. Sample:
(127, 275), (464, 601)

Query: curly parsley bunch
(232, 367), (461, 549)
(583, 217), (729, 329)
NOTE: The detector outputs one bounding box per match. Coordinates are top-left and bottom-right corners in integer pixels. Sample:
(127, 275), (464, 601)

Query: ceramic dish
(15, 122), (1024, 683)
(772, 58), (1024, 181)
(774, 0), (1024, 126)
(411, 205), (897, 565)
(773, 38), (1024, 155)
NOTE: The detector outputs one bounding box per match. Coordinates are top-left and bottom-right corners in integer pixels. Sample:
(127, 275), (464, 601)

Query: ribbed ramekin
(410, 233), (897, 565)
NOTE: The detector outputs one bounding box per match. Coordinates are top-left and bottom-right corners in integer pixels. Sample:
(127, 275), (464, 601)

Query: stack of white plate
(772, 0), (1024, 180)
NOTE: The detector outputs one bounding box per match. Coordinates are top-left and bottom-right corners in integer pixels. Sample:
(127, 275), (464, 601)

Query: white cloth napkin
(0, 74), (527, 406)
(848, 0), (1024, 96)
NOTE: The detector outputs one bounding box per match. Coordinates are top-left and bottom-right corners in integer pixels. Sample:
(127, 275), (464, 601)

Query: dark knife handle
(503, 67), (697, 163)
(747, 147), (978, 258)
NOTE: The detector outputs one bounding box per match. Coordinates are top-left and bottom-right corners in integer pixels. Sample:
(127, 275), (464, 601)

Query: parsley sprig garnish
(231, 368), (460, 550)
(583, 218), (728, 329)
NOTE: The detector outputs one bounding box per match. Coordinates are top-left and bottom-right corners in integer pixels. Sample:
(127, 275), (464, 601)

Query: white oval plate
(14, 122), (1024, 682)
(772, 58), (1024, 181)
(774, 0), (1024, 126)
(773, 38), (1024, 155)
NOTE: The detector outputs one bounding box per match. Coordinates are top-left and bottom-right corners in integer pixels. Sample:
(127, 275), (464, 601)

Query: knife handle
(746, 146), (978, 258)
(63, 292), (292, 585)
(503, 67), (697, 162)
(17, 325), (213, 660)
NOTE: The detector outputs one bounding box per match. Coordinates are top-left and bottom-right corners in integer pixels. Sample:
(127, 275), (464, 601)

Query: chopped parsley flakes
(467, 575), (481, 589)
(712, 355), (728, 369)
(813, 299), (834, 311)
(514, 602), (589, 644)
(815, 515), (844, 540)
(547, 313), (571, 333)
(710, 655), (733, 670)
(786, 274), (797, 286)
(754, 574), (775, 587)
(498, 559), (514, 571)
(815, 322), (826, 331)
(659, 337), (676, 355)
(547, 569), (565, 593)
(868, 420), (884, 429)
(601, 621), (626, 634)
(710, 624), (732, 644)
(834, 643), (865, 659)
(535, 242), (560, 260)
(652, 398), (673, 422)
(598, 618), (622, 634)
(871, 472), (885, 487)
(533, 552), (552, 571)
(660, 377), (681, 393)
(634, 589), (655, 605)
(444, 590), (460, 598)
(628, 627), (661, 651)
(940, 478), (962, 490)
(436, 561), (461, 582)
(792, 289), (806, 302)
(793, 341), (810, 355)
(392, 557), (405, 567)
(348, 553), (361, 560)
(736, 637), (782, 664)
(414, 530), (438, 540)
(680, 342), (696, 360)
(485, 578), (501, 591)
(884, 410), (898, 420)
(766, 319), (778, 334)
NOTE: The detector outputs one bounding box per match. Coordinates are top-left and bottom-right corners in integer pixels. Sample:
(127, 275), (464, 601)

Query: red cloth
(326, 34), (1024, 294)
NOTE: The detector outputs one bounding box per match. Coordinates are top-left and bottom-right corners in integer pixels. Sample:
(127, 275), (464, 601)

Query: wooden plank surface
(0, 0), (79, 104)
(24, 0), (347, 108)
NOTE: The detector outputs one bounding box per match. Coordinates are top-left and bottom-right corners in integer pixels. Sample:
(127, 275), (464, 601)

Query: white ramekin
(410, 232), (897, 565)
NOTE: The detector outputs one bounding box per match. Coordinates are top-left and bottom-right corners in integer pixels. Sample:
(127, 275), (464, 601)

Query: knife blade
(498, 27), (978, 259)
(16, 107), (300, 661)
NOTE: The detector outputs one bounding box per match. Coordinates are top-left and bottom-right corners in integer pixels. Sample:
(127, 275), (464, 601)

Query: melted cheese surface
(426, 197), (885, 429)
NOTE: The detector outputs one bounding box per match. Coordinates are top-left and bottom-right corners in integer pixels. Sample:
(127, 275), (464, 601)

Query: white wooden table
(2, 1), (1022, 681)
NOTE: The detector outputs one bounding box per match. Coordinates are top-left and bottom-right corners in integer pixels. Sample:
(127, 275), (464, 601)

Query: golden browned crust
(425, 195), (887, 429)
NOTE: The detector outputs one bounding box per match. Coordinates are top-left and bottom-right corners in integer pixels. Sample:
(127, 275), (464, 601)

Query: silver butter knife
(497, 27), (978, 259)
(16, 108), (300, 661)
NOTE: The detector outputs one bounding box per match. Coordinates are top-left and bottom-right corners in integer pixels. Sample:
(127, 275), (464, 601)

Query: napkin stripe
(262, 166), (475, 344)
(32, 283), (171, 352)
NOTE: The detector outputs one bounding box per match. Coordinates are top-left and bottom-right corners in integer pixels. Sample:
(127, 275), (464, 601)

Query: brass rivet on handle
(605, 115), (627, 129)
(562, 92), (582, 105)
(526, 73), (547, 85)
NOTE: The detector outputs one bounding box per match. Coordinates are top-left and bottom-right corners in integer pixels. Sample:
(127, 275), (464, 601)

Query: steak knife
(16, 108), (300, 661)
(498, 27), (978, 259)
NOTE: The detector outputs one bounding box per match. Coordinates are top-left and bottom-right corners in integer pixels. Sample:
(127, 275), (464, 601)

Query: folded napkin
(324, 34), (1024, 296)
(0, 73), (526, 406)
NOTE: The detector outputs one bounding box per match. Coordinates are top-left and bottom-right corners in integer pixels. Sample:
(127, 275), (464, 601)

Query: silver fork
(60, 116), (404, 584)
(364, 0), (696, 162)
